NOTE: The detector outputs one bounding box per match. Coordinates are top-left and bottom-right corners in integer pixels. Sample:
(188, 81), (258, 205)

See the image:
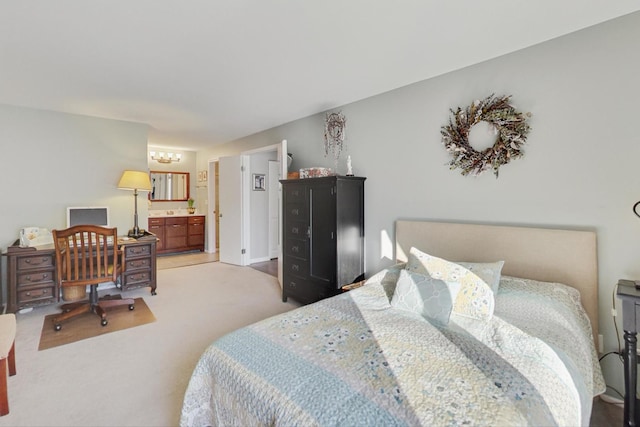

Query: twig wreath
(440, 94), (531, 177)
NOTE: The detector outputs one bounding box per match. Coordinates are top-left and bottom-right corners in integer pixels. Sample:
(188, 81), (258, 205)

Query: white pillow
(405, 247), (495, 321)
(391, 270), (454, 326)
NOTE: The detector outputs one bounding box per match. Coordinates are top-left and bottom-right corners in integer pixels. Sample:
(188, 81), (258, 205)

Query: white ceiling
(2, 1), (639, 151)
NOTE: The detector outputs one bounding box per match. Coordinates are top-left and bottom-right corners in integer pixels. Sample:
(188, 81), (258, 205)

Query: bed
(180, 220), (605, 426)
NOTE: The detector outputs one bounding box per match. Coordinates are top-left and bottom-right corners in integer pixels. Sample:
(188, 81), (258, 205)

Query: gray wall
(198, 11), (640, 395)
(0, 104), (150, 244)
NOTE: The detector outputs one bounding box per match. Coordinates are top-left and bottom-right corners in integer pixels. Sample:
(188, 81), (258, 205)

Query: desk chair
(52, 225), (135, 331)
(0, 314), (16, 416)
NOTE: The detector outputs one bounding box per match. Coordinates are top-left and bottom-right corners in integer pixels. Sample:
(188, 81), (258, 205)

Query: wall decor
(324, 111), (347, 168)
(252, 173), (265, 191)
(440, 94), (531, 177)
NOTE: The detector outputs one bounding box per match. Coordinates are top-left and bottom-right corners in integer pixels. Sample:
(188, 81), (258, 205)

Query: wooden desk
(2, 233), (157, 314)
(617, 279), (640, 427)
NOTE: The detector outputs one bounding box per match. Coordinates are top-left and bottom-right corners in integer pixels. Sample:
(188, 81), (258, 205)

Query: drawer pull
(26, 292), (30, 296)
(292, 227), (299, 234)
(291, 246), (299, 253)
(291, 208), (299, 215)
(292, 264), (299, 271)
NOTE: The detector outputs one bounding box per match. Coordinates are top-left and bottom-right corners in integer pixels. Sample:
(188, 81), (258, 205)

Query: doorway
(206, 140), (287, 286)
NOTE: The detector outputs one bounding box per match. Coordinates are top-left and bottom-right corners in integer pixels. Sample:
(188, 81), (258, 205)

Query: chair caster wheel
(129, 304), (135, 310)
(54, 324), (62, 331)
(101, 319), (108, 327)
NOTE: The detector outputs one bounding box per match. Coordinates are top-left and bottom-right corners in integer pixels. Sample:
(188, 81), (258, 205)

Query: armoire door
(308, 181), (336, 285)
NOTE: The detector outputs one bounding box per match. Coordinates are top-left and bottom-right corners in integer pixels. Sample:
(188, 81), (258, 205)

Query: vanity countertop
(148, 210), (203, 218)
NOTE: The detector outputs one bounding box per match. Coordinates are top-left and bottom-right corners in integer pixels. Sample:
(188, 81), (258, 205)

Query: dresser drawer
(18, 286), (55, 303)
(285, 221), (308, 240)
(284, 185), (306, 203)
(285, 258), (308, 278)
(17, 255), (54, 270)
(17, 270), (55, 287)
(284, 239), (308, 259)
(284, 203), (308, 221)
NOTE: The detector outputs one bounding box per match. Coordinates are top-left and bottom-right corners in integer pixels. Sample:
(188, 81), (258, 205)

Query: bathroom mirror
(149, 171), (190, 201)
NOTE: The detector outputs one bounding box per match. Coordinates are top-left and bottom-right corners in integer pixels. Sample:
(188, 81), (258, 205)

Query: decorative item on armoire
(324, 111), (347, 170)
(346, 155), (354, 176)
(440, 94), (532, 178)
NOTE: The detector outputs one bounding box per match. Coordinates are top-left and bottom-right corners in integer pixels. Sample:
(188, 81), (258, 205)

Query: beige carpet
(38, 297), (156, 351)
(156, 252), (218, 270)
(3, 261), (298, 427)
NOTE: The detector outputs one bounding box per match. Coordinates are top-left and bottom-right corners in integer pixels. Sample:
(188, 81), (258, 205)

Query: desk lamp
(118, 170), (152, 238)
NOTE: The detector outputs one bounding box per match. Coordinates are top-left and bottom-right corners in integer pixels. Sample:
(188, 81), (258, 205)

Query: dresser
(3, 233), (158, 314)
(280, 175), (365, 305)
(148, 215), (205, 254)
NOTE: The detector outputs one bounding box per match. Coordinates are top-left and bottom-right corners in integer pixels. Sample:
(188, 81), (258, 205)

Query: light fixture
(118, 170), (152, 238)
(149, 151), (182, 163)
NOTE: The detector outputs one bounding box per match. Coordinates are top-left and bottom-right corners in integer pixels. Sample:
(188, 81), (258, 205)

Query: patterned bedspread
(180, 266), (605, 426)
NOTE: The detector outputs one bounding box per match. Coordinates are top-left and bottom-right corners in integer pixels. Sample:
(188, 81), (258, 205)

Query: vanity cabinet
(148, 217), (165, 252)
(187, 216), (205, 251)
(148, 215), (205, 254)
(280, 176), (365, 305)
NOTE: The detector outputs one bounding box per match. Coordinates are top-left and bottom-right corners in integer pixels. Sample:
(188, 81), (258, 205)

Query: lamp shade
(118, 170), (152, 191)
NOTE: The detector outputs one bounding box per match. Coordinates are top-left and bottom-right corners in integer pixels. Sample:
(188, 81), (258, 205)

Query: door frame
(207, 140), (287, 284)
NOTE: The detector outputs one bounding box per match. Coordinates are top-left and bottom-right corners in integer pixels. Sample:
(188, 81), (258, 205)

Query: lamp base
(128, 228), (146, 239)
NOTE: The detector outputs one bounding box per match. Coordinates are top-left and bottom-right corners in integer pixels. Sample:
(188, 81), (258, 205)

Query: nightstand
(616, 279), (640, 426)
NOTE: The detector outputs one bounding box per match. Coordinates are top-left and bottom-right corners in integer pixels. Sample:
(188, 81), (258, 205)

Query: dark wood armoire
(280, 175), (365, 305)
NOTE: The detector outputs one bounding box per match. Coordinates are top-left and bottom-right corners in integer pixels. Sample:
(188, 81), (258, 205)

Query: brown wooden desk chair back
(52, 225), (134, 331)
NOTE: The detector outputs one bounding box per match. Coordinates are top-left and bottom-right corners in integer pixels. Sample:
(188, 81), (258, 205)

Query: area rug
(38, 297), (156, 351)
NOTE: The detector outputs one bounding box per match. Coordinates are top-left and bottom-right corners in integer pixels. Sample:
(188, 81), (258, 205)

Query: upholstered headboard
(395, 220), (599, 342)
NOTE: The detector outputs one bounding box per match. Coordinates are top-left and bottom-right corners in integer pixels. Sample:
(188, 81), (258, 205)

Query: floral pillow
(391, 269), (453, 326)
(457, 260), (504, 296)
(405, 247), (495, 321)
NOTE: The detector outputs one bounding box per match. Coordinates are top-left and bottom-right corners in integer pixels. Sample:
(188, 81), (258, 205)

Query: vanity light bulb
(159, 152), (166, 159)
(168, 153), (174, 159)
(176, 153), (182, 160)
(149, 151), (156, 158)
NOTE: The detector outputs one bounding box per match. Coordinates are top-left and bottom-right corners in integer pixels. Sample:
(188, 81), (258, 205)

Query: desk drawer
(17, 270), (55, 287)
(122, 270), (151, 287)
(125, 258), (151, 271)
(18, 255), (54, 270)
(18, 286), (55, 303)
(124, 244), (151, 258)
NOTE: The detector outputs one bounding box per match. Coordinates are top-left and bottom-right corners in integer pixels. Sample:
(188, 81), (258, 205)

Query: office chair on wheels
(52, 225), (135, 331)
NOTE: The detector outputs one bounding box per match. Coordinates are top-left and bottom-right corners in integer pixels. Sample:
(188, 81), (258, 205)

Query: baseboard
(250, 256), (271, 264)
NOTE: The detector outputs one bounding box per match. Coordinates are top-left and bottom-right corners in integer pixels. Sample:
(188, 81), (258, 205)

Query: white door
(268, 160), (280, 259)
(219, 155), (247, 265)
